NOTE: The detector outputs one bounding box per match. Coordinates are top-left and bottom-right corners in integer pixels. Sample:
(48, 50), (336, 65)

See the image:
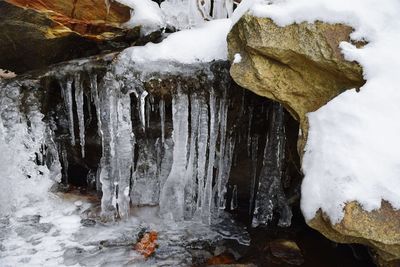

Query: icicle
(139, 90), (148, 131)
(146, 97), (151, 128)
(216, 88), (229, 211)
(150, 95), (155, 112)
(61, 78), (75, 146)
(249, 135), (259, 216)
(96, 167), (102, 193)
(231, 184), (238, 210)
(156, 137), (162, 176)
(130, 138), (160, 206)
(201, 88), (218, 224)
(226, 0), (234, 17)
(89, 73), (105, 195)
(247, 106), (254, 156)
(115, 93), (134, 219)
(217, 136), (235, 210)
(37, 145), (44, 166)
(184, 93), (200, 218)
(60, 144), (69, 185)
(98, 73), (119, 216)
(159, 86), (189, 220)
(252, 103), (292, 227)
(212, 0), (227, 19)
(74, 73), (85, 158)
(188, 0), (207, 26)
(90, 74), (103, 136)
(202, 0), (212, 19)
(159, 98), (166, 146)
(196, 96), (209, 212)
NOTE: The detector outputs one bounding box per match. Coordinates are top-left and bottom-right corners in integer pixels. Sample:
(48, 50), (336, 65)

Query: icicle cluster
(57, 67), (239, 223)
(40, 54), (295, 228)
(0, 80), (61, 215)
(56, 64), (294, 228)
(159, 86), (234, 223)
(251, 103), (292, 227)
(161, 0), (235, 29)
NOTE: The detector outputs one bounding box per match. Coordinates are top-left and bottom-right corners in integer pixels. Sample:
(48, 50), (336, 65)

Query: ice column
(184, 93), (200, 218)
(115, 93), (135, 218)
(196, 95), (209, 212)
(159, 98), (166, 146)
(252, 103), (292, 227)
(74, 74), (86, 158)
(61, 78), (75, 146)
(201, 88), (218, 224)
(159, 86), (189, 220)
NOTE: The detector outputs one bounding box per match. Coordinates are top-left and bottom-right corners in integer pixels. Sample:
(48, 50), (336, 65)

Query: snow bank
(119, 19), (231, 64)
(249, 0), (400, 223)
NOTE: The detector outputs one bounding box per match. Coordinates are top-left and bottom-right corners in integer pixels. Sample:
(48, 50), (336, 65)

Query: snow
(249, 0), (400, 223)
(119, 19), (231, 64)
(114, 0), (254, 64)
(233, 53), (242, 63)
(115, 0), (166, 34)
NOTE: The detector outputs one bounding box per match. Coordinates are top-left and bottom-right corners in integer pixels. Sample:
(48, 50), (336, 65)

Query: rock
(0, 69), (17, 80)
(0, 0), (140, 73)
(16, 215), (41, 224)
(228, 14), (365, 152)
(227, 13), (400, 265)
(80, 218), (96, 227)
(0, 1), (99, 73)
(206, 252), (236, 265)
(269, 239), (304, 265)
(206, 264), (257, 267)
(5, 0), (130, 38)
(309, 201), (400, 263)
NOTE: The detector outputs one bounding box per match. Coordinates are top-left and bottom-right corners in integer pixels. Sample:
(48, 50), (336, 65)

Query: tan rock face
(5, 0), (130, 39)
(228, 14), (364, 151)
(227, 13), (400, 265)
(309, 202), (400, 263)
(0, 1), (140, 73)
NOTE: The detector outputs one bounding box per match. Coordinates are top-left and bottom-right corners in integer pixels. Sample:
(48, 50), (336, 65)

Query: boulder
(227, 13), (400, 265)
(228, 14), (364, 151)
(309, 202), (400, 264)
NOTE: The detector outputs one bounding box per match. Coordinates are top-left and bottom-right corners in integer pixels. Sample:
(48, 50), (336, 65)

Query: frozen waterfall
(0, 57), (296, 229)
